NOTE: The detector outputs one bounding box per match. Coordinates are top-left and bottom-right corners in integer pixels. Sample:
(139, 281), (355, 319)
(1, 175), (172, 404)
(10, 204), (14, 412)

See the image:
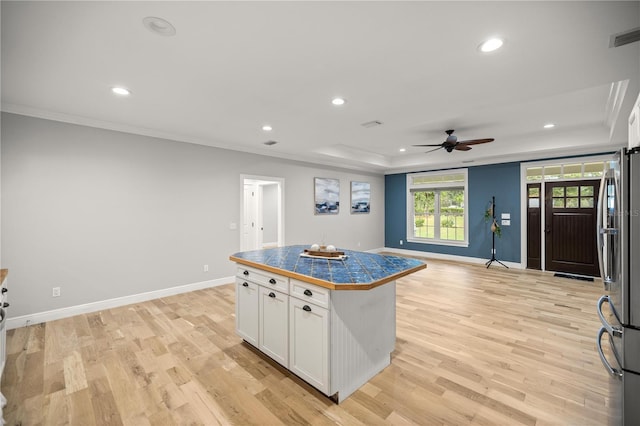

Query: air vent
(361, 120), (383, 128)
(610, 27), (640, 48)
(263, 140), (278, 146)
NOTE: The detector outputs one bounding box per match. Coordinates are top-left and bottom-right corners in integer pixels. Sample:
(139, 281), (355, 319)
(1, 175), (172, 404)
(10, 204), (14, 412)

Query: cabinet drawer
(290, 279), (329, 310)
(237, 266), (288, 294)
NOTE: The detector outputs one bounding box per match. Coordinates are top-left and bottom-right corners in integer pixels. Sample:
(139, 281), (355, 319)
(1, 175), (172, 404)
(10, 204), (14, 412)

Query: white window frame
(406, 168), (469, 247)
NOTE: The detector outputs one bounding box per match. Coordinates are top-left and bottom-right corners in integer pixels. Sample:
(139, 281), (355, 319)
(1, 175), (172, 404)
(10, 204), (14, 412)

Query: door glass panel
(580, 186), (594, 196)
(528, 187), (539, 197)
(552, 187), (565, 197)
(553, 198), (565, 208)
(529, 198), (540, 208)
(566, 198), (579, 208)
(580, 198), (594, 208)
(566, 186), (579, 197)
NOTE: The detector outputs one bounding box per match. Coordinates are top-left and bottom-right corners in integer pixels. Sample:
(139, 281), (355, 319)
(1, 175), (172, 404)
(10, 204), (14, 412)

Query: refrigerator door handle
(597, 295), (622, 336)
(596, 172), (607, 284)
(596, 326), (623, 379)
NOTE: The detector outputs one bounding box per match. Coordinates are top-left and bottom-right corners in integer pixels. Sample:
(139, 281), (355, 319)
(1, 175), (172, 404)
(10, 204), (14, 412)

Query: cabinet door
(289, 297), (329, 394)
(236, 279), (259, 346)
(259, 287), (289, 367)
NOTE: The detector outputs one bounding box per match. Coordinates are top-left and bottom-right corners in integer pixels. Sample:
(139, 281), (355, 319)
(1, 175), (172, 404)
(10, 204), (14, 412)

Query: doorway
(544, 179), (600, 276)
(240, 175), (284, 251)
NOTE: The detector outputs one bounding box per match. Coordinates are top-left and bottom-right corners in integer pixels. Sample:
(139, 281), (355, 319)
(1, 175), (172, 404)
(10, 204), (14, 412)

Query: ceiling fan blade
(456, 138), (494, 146)
(412, 143), (444, 147)
(423, 146), (444, 154)
(454, 145), (472, 151)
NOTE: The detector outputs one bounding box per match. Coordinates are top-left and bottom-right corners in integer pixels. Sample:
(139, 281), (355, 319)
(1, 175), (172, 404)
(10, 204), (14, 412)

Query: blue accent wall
(385, 162), (521, 262)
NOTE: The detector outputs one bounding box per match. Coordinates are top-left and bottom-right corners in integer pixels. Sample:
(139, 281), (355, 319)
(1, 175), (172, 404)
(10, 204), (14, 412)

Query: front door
(544, 180), (600, 276)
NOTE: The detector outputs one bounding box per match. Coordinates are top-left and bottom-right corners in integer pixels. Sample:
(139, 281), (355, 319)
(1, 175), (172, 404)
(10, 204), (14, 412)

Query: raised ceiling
(2, 1), (639, 173)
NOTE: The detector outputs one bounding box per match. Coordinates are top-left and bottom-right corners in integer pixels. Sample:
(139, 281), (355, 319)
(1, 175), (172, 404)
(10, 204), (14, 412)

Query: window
(407, 169), (468, 246)
(525, 161), (605, 181)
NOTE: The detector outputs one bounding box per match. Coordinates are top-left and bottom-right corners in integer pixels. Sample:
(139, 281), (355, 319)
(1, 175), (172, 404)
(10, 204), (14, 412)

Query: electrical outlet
(203, 265), (209, 272)
(52, 287), (61, 297)
(400, 240), (404, 245)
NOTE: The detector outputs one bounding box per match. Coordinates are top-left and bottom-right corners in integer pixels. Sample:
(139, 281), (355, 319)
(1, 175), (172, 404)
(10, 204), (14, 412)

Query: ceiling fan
(414, 129), (494, 153)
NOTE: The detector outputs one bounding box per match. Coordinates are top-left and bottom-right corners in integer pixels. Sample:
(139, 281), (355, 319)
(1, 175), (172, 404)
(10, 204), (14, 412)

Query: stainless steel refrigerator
(597, 147), (640, 425)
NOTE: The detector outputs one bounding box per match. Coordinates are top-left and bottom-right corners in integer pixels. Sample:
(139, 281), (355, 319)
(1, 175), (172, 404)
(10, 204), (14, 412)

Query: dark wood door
(544, 180), (600, 276)
(527, 183), (542, 270)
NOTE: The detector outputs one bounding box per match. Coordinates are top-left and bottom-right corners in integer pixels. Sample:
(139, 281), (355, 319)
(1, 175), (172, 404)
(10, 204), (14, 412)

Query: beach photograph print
(351, 181), (370, 214)
(314, 177), (340, 214)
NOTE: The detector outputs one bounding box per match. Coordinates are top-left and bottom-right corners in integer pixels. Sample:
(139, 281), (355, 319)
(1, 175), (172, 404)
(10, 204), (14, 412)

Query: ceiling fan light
(479, 38), (504, 53)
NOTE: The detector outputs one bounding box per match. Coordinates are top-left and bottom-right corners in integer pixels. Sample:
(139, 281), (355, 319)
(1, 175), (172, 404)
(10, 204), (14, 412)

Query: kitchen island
(229, 245), (425, 402)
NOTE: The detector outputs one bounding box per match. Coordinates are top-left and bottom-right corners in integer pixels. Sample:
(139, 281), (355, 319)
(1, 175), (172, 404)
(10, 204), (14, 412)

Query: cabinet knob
(242, 282), (249, 287)
(1, 288), (7, 294)
(243, 270), (249, 276)
(2, 302), (9, 308)
(269, 292), (276, 298)
(303, 305), (311, 312)
(269, 278), (276, 284)
(303, 289), (313, 297)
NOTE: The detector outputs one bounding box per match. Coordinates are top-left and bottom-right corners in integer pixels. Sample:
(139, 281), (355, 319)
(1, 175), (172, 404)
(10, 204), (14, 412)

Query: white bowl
(310, 244), (320, 251)
(326, 245), (336, 252)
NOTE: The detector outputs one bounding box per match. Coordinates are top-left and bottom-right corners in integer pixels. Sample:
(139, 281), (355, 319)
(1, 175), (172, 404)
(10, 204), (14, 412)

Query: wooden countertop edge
(229, 256), (426, 291)
(0, 269), (7, 286)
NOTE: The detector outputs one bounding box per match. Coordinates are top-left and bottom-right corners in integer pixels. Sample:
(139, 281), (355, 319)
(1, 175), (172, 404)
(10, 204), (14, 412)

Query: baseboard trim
(7, 276), (234, 330)
(375, 247), (523, 269)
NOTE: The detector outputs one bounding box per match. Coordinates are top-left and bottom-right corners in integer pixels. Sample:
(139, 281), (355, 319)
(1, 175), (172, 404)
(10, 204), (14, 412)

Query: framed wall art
(314, 177), (340, 214)
(351, 181), (370, 214)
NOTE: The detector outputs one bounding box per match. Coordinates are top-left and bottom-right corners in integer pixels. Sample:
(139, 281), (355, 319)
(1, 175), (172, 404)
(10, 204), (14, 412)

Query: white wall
(1, 113), (384, 320)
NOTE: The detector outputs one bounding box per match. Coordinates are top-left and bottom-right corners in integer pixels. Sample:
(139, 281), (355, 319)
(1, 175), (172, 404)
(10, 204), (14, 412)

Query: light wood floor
(2, 259), (614, 425)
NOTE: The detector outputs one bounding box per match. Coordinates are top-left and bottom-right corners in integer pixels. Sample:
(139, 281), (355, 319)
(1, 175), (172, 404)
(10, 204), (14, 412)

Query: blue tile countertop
(230, 245), (426, 290)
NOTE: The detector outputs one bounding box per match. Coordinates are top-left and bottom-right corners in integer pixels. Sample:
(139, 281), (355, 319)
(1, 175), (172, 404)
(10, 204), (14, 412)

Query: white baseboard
(7, 276), (234, 330)
(374, 247), (523, 269)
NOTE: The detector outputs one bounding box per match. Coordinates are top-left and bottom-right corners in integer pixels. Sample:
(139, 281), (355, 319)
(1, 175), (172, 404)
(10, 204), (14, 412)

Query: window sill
(406, 238), (469, 248)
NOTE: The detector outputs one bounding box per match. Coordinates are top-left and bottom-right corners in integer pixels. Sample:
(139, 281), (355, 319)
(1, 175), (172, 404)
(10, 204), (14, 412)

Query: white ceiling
(2, 1), (639, 173)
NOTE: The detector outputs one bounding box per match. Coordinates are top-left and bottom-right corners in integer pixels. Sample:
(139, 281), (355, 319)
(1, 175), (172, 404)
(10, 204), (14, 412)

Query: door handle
(544, 227), (551, 234)
(596, 327), (623, 378)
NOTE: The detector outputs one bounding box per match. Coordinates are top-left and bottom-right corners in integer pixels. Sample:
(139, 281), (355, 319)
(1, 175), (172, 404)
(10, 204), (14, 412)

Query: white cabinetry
(259, 287), (289, 367)
(234, 263), (397, 403)
(235, 279), (259, 346)
(289, 296), (329, 394)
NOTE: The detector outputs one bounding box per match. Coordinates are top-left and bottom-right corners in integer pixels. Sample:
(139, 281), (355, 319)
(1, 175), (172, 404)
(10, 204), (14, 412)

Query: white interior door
(241, 176), (284, 251)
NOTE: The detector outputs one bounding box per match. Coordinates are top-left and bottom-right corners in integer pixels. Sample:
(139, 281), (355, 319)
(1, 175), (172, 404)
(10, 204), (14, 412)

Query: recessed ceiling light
(111, 87), (131, 96)
(262, 125), (273, 132)
(332, 97), (346, 106)
(399, 148), (406, 152)
(479, 37), (504, 53)
(544, 123), (555, 129)
(143, 16), (176, 37)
